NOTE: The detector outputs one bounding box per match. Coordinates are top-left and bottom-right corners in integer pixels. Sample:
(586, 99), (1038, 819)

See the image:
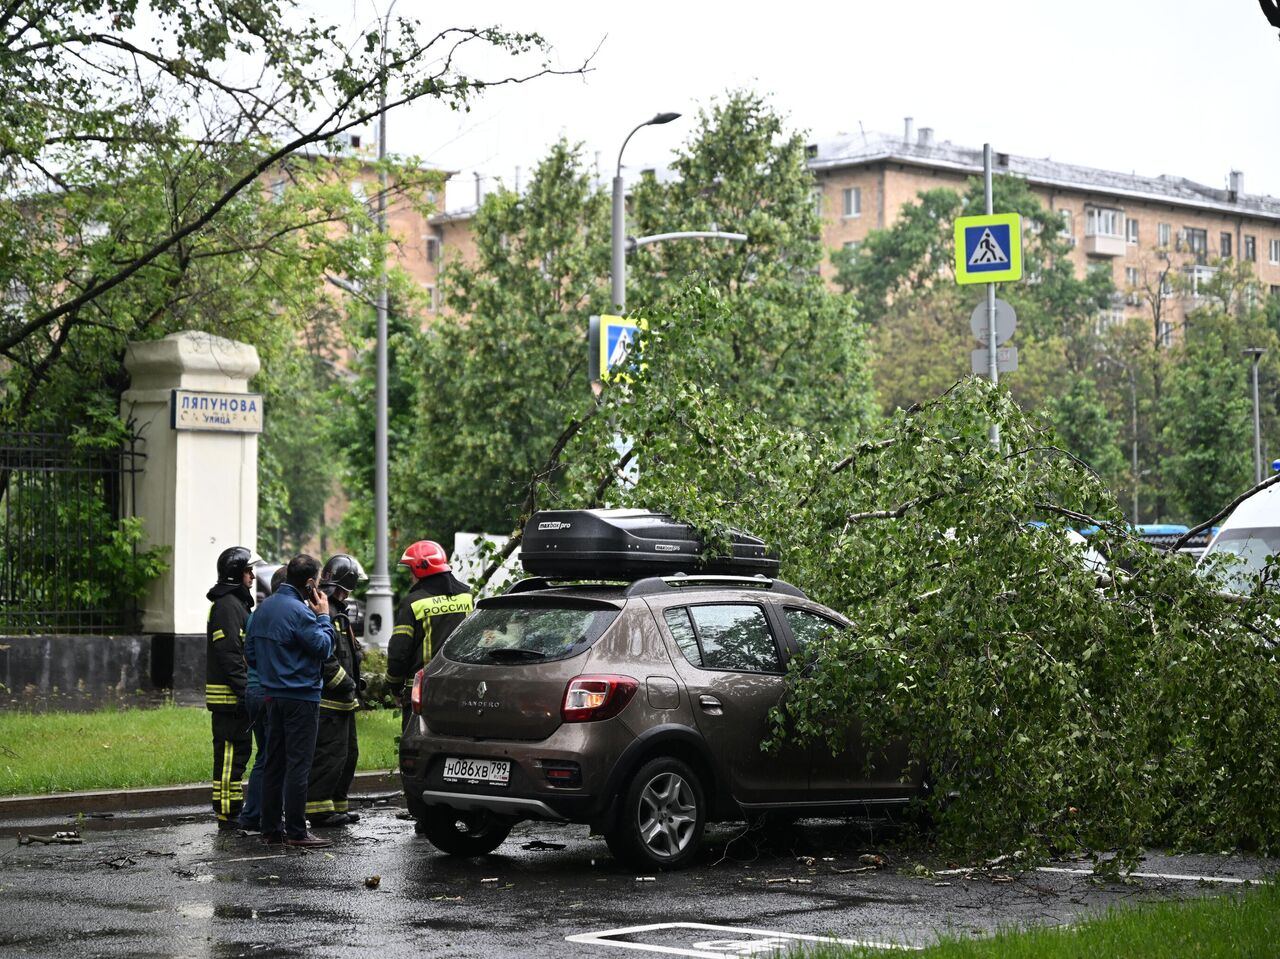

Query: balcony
(1084, 232), (1127, 257)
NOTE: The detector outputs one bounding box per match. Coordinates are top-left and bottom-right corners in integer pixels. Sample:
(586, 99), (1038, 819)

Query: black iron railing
(0, 432), (144, 635)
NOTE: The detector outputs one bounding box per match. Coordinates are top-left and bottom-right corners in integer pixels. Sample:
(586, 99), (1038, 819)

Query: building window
(1270, 284), (1280, 298)
(1182, 228), (1208, 258)
(1085, 207), (1122, 237)
(1185, 263), (1217, 297)
(424, 235), (440, 264)
(1159, 321), (1173, 348)
(1220, 232), (1232, 259)
(1160, 274), (1174, 298)
(1059, 209), (1073, 239)
(842, 187), (861, 218)
(1126, 218), (1139, 245)
(1125, 266), (1141, 306)
(842, 240), (860, 253)
(425, 284), (438, 313)
(1158, 222), (1171, 248)
(1270, 239), (1280, 264)
(270, 176), (287, 203)
(1094, 307), (1126, 336)
(1245, 235), (1257, 261)
(812, 187), (824, 219)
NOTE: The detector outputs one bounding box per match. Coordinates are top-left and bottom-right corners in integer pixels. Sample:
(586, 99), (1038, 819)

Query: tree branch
(1169, 471), (1280, 551)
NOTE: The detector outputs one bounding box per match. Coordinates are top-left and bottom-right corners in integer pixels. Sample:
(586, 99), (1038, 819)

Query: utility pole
(364, 3), (397, 647)
(1244, 347), (1266, 485)
(983, 143), (998, 450)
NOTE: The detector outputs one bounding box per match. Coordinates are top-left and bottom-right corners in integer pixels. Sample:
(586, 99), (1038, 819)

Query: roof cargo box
(521, 509), (779, 580)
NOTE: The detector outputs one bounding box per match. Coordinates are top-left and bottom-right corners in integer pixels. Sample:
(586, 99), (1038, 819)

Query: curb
(0, 770), (401, 820)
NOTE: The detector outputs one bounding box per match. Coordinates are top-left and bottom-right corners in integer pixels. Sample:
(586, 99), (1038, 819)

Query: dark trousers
(211, 707), (252, 822)
(260, 697), (319, 839)
(237, 685), (267, 827)
(306, 711), (359, 817)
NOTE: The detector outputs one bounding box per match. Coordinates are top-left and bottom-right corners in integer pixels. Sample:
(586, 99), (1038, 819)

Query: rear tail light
(410, 669), (425, 715)
(541, 761), (582, 787)
(561, 674), (639, 723)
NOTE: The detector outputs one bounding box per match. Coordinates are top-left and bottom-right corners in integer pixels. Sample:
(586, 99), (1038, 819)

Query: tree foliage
(390, 92), (874, 548)
(541, 285), (1280, 863)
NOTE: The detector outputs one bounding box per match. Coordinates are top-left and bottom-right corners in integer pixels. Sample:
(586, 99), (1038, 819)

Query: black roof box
(521, 509), (779, 580)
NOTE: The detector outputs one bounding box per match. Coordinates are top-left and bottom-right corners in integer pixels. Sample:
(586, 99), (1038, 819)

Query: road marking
(565, 922), (920, 956)
(934, 866), (1253, 885)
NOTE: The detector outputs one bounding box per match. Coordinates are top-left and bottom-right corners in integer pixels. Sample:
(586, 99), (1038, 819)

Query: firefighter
(206, 545), (260, 829)
(305, 554), (366, 827)
(387, 540), (473, 730)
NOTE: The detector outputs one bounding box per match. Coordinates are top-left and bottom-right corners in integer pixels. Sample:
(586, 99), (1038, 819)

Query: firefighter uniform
(205, 582), (254, 824)
(387, 572), (473, 730)
(305, 600), (362, 822)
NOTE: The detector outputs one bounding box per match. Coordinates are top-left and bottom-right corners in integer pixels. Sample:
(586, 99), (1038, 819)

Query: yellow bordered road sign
(954, 213), (1022, 285)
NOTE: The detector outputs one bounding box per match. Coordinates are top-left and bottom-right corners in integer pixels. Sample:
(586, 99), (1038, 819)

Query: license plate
(442, 757), (510, 786)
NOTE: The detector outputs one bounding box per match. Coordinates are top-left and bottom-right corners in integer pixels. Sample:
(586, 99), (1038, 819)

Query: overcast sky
(312, 0), (1280, 212)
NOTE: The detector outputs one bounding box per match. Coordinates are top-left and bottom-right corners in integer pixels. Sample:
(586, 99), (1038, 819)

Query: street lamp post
(364, 1), (398, 647)
(1244, 347), (1266, 485)
(611, 113), (681, 312)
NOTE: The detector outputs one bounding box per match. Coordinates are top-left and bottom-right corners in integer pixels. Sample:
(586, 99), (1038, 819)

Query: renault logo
(476, 681), (487, 699)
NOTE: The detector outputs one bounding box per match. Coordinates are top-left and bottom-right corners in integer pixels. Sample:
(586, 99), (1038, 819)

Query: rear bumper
(399, 714), (629, 824)
(418, 789), (569, 821)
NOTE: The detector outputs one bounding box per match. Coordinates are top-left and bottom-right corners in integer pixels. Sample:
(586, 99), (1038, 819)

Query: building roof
(807, 132), (1280, 223)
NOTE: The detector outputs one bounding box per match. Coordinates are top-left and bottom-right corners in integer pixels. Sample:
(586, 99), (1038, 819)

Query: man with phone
(244, 554), (334, 848)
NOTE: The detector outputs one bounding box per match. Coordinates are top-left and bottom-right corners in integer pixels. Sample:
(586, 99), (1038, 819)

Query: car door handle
(699, 695), (723, 715)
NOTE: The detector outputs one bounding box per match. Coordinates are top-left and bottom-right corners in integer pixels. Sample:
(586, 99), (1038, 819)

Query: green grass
(0, 704), (402, 796)
(797, 881), (1280, 958)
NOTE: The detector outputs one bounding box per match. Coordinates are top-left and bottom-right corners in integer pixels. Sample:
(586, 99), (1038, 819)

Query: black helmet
(320, 553), (366, 594)
(217, 546), (262, 585)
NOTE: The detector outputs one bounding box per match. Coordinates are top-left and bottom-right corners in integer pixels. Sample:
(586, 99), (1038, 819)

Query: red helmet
(399, 540), (451, 578)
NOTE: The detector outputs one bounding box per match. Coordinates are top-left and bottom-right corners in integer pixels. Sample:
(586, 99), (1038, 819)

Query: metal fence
(0, 432), (144, 635)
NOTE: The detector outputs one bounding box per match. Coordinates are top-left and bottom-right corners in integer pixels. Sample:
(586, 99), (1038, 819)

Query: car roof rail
(623, 574), (807, 598)
(502, 576), (630, 595)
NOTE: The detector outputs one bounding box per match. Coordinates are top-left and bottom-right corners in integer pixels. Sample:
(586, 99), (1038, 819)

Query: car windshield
(1199, 526), (1280, 593)
(443, 604), (620, 665)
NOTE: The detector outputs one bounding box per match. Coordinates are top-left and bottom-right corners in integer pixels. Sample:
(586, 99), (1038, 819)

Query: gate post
(121, 332), (261, 643)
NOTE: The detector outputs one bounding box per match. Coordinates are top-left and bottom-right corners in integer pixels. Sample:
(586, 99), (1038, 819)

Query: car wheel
(416, 807), (512, 856)
(604, 756), (706, 870)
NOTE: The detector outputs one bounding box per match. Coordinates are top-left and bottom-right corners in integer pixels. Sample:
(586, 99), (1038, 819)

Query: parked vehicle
(1198, 483), (1280, 593)
(399, 509), (921, 869)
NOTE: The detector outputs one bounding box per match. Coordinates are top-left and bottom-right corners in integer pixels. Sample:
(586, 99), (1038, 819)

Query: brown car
(400, 515), (921, 869)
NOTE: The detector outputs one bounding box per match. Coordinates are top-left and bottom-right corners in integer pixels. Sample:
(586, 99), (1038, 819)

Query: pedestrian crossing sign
(954, 213), (1022, 284)
(595, 314), (647, 384)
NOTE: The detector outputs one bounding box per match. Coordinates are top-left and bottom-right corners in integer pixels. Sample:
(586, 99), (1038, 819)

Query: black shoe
(309, 813), (338, 827)
(342, 812), (360, 824)
(236, 820), (261, 834)
(216, 819), (239, 832)
(260, 831), (285, 845)
(284, 832), (333, 849)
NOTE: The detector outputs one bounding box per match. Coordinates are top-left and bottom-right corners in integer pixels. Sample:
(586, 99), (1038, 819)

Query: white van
(1197, 482), (1280, 592)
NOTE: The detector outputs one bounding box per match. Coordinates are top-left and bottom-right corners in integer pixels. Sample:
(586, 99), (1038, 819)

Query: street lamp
(365, 0), (399, 647)
(1243, 347), (1266, 485)
(611, 113), (681, 312)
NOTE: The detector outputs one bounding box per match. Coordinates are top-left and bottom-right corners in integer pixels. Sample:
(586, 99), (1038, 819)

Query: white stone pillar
(121, 332), (261, 635)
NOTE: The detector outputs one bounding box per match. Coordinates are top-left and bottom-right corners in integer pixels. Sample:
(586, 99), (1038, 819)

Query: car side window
(687, 604), (781, 673)
(784, 607), (842, 652)
(663, 607), (703, 667)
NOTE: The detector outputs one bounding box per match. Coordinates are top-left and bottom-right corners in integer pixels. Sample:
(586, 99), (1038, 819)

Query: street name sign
(954, 213), (1022, 284)
(171, 389), (263, 433)
(971, 346), (1019, 375)
(969, 299), (1017, 346)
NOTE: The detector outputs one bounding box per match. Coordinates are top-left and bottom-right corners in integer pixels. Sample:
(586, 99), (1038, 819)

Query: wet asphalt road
(0, 803), (1272, 958)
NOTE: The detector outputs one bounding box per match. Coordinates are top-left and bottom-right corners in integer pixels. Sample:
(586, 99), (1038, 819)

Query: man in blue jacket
(245, 554), (334, 848)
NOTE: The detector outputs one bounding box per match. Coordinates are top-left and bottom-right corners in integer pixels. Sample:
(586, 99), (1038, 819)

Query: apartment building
(809, 121), (1280, 339)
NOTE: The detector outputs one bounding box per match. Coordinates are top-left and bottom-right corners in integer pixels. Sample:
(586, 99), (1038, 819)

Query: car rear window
(443, 605), (621, 665)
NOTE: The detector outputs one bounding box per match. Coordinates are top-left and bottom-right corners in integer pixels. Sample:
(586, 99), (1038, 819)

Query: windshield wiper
(484, 648), (548, 662)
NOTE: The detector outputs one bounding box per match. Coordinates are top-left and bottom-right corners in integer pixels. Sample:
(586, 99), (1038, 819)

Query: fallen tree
(509, 284), (1280, 865)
